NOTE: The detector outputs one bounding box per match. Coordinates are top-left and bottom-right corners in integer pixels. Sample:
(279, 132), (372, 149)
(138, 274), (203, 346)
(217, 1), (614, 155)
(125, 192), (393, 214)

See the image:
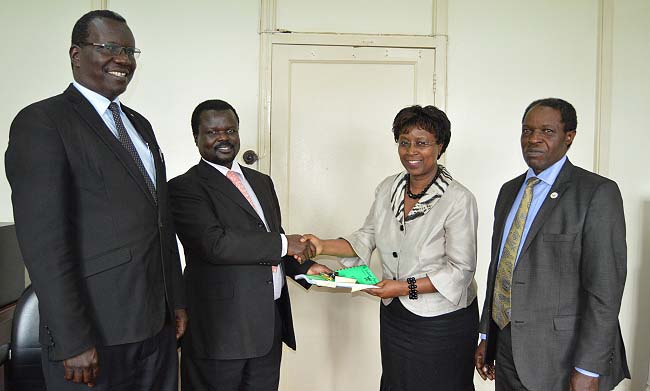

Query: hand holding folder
(296, 265), (379, 292)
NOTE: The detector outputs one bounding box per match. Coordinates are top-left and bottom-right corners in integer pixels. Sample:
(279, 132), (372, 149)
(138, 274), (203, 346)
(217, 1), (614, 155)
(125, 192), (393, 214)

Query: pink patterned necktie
(226, 170), (256, 210)
(226, 171), (278, 272)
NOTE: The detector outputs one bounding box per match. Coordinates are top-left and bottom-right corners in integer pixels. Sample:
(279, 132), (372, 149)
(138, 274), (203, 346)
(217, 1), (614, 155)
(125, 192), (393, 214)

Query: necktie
(108, 103), (157, 204)
(226, 170), (257, 212)
(226, 171), (278, 273)
(492, 177), (541, 329)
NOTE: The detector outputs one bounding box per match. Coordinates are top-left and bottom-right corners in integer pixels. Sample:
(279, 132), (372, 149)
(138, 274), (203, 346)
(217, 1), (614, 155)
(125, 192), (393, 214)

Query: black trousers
(41, 323), (177, 391)
(181, 303), (284, 391)
(495, 324), (529, 391)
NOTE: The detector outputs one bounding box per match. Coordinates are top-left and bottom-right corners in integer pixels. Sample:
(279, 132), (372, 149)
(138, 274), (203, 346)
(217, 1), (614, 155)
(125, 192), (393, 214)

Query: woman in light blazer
(302, 105), (479, 390)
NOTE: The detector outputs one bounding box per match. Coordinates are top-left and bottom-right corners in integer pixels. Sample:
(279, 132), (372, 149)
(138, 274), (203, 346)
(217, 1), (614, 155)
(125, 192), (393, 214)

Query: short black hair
(191, 100), (240, 136)
(392, 105), (451, 158)
(522, 98), (577, 132)
(71, 10), (126, 45)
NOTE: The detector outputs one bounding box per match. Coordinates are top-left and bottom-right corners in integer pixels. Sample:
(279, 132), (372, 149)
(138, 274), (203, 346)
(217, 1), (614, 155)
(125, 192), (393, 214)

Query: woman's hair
(392, 105), (451, 157)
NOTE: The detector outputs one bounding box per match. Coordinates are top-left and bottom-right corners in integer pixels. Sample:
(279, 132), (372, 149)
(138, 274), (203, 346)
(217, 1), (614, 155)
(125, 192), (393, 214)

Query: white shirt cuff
(575, 367), (599, 378)
(280, 234), (287, 257)
(480, 333), (487, 340)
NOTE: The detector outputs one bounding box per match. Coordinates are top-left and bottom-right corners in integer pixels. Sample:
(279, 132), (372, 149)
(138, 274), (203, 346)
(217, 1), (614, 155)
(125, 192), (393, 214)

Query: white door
(269, 43), (437, 391)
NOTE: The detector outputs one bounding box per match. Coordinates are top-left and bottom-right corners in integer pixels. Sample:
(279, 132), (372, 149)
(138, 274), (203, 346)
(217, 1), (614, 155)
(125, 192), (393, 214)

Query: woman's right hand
(300, 234), (323, 257)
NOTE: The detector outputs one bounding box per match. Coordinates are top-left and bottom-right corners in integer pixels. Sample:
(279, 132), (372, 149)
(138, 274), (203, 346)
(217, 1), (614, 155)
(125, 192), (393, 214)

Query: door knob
(242, 150), (259, 165)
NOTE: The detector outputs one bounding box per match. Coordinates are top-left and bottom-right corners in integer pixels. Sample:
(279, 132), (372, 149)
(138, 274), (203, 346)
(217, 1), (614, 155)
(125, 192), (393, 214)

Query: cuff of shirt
(575, 367), (599, 378)
(480, 333), (487, 340)
(280, 234), (287, 257)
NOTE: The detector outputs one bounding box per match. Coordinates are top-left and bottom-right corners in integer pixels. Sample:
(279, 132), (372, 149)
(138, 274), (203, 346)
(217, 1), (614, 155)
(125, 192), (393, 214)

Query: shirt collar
(525, 155), (567, 186)
(72, 81), (120, 116)
(202, 158), (243, 177)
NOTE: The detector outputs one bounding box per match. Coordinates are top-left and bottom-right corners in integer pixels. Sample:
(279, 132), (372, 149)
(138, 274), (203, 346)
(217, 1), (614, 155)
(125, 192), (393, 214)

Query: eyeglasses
(397, 140), (437, 150)
(77, 42), (141, 59)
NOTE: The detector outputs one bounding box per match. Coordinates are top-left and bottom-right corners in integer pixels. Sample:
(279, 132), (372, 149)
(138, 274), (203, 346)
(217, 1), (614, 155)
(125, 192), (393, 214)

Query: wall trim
(594, 0), (613, 175)
(92, 0), (108, 10)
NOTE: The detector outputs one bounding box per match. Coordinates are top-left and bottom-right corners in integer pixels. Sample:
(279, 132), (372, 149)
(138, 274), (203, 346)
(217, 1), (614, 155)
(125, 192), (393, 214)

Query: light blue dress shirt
(72, 82), (156, 187)
(497, 155), (567, 265)
(484, 155), (598, 378)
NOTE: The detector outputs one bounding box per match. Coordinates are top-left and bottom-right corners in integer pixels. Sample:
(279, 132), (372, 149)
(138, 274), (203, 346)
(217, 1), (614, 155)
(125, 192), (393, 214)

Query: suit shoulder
(241, 166), (273, 183)
(169, 165), (201, 188)
(447, 179), (477, 203)
(571, 165), (617, 186)
(13, 93), (68, 121)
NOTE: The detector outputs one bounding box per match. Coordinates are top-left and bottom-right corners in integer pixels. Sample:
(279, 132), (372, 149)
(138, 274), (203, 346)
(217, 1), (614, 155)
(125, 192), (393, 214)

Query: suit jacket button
(267, 280), (273, 285)
(258, 222), (264, 228)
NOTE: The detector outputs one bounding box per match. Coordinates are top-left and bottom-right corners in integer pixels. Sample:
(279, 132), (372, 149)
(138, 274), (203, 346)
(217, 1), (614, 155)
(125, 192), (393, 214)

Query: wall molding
(91, 0), (108, 10)
(594, 0), (613, 175)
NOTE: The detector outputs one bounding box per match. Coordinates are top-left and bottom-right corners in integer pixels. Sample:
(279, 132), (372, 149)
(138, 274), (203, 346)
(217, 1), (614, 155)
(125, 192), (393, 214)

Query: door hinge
(432, 73), (437, 94)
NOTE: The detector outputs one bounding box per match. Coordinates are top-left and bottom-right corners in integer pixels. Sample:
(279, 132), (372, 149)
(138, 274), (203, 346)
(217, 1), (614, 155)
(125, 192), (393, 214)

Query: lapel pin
(550, 192), (558, 199)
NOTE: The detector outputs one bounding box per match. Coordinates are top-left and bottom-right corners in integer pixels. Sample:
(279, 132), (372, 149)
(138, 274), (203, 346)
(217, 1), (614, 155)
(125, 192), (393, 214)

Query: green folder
(336, 265), (380, 285)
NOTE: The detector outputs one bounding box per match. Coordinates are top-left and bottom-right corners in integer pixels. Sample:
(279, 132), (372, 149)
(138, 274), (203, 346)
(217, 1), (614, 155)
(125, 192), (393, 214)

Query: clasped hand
(286, 234), (320, 263)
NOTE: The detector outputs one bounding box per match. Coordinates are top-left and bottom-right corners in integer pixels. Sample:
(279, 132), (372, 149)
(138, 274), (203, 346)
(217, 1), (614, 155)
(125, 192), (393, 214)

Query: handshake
(286, 234), (323, 264)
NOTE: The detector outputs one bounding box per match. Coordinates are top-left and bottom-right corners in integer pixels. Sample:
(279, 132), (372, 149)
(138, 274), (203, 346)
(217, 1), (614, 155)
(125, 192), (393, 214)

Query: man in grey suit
(474, 98), (630, 390)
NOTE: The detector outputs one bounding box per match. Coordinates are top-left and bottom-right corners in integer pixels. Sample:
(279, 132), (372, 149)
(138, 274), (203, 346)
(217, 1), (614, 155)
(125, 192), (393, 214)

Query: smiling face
(195, 109), (240, 168)
(397, 126), (441, 181)
(70, 17), (136, 100)
(521, 105), (576, 174)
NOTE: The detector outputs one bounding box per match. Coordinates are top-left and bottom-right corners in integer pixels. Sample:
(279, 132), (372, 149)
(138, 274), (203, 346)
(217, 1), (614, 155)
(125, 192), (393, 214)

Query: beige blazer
(341, 172), (478, 317)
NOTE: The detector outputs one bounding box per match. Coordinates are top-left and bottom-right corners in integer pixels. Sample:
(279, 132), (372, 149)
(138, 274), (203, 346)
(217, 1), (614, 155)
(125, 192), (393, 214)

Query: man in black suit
(5, 10), (186, 390)
(474, 98), (629, 390)
(169, 99), (330, 391)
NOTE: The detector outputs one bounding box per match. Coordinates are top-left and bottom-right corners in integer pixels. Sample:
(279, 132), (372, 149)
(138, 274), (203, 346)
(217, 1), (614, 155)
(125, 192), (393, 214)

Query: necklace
(406, 167), (440, 199)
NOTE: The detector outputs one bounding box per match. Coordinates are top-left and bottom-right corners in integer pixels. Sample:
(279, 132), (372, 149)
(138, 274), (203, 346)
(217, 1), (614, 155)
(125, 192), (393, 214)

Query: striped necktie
(108, 102), (157, 204)
(492, 177), (540, 329)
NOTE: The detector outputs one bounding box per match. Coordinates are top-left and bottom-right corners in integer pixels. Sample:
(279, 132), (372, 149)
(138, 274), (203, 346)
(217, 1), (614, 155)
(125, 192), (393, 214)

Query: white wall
(1, 0), (647, 389)
(607, 1), (650, 389)
(0, 0), (94, 222)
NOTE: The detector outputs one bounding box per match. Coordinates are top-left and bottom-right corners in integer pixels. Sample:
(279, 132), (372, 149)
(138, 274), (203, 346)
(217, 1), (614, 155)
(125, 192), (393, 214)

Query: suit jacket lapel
(518, 159), (574, 258)
(64, 85), (156, 206)
(198, 161), (260, 220)
(121, 105), (161, 205)
(244, 168), (280, 232)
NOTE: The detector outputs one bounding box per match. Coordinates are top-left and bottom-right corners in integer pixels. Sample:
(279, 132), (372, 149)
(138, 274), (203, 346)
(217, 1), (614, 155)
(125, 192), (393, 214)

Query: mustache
(214, 142), (234, 150)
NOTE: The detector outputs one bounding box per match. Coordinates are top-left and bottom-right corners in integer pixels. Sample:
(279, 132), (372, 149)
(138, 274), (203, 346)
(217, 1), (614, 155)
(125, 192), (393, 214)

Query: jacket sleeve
(572, 180), (627, 374)
(426, 187), (478, 306)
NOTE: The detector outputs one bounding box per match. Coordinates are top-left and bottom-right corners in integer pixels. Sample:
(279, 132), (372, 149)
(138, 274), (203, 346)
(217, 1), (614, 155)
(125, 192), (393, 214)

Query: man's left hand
(175, 309), (188, 340)
(306, 263), (333, 275)
(569, 369), (599, 391)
